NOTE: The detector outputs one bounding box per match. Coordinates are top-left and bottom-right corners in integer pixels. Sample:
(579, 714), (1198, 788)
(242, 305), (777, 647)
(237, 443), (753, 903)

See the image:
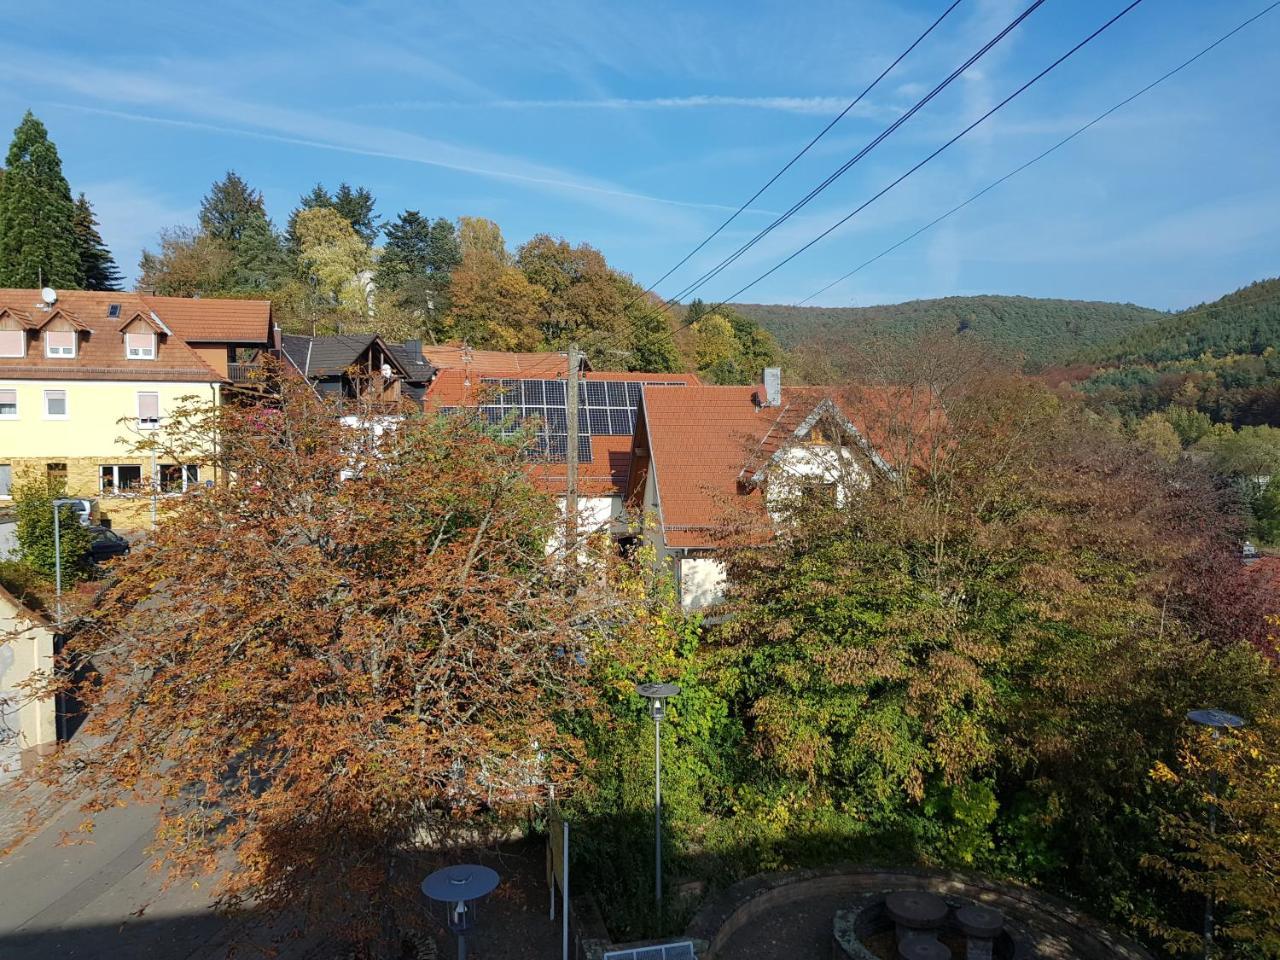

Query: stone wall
(7, 457), (195, 532)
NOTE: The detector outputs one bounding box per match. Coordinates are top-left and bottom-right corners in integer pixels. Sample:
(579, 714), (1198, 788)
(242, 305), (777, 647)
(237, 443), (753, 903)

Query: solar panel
(603, 942), (697, 960)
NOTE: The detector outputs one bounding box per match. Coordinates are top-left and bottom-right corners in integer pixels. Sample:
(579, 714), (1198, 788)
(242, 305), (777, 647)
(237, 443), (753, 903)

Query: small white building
(626, 376), (911, 611)
(0, 585), (58, 782)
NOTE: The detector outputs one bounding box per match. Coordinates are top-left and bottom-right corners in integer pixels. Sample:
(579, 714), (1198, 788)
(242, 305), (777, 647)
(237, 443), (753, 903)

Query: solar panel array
(602, 942), (697, 960)
(462, 377), (685, 464)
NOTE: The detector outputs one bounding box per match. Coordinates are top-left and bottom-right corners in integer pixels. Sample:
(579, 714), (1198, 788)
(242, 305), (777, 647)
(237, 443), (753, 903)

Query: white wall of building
(0, 590), (57, 783)
(676, 556), (728, 611)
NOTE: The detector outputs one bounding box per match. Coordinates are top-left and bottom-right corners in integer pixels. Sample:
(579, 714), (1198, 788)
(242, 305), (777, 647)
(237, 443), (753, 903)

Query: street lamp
(1187, 708), (1246, 960)
(421, 864), (500, 960)
(636, 681), (680, 916)
(51, 497), (78, 626)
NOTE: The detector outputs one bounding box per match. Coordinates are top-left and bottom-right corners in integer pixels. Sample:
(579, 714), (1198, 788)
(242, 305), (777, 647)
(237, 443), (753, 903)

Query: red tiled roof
(421, 345), (573, 377)
(0, 290), (271, 345)
(636, 383), (939, 548)
(0, 292), (221, 383)
(142, 294), (271, 344)
(424, 366), (700, 498)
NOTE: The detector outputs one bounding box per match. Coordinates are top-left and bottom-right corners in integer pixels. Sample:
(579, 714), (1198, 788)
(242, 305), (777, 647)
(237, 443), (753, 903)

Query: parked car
(86, 526), (129, 563)
(58, 498), (98, 527)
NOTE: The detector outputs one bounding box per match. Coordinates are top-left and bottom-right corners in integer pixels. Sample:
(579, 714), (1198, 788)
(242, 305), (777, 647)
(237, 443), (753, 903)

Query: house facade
(0, 288), (272, 529)
(627, 376), (910, 610)
(0, 585), (57, 782)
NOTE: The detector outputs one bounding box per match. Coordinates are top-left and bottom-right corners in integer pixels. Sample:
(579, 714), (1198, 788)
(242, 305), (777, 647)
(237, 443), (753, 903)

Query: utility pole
(565, 343), (580, 554)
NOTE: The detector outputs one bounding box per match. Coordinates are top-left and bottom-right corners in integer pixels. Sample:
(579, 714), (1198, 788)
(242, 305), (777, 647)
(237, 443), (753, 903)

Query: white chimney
(763, 367), (782, 407)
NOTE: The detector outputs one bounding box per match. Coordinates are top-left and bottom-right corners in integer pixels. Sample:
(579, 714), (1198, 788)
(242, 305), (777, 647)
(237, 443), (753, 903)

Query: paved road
(0, 797), (286, 960)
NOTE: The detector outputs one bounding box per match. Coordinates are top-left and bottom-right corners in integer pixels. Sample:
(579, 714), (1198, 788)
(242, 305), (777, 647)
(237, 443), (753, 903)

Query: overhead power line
(624, 0), (967, 311)
(709, 0), (1148, 309)
(798, 0), (1280, 306)
(592, 0), (1050, 360)
(660, 0), (1049, 308)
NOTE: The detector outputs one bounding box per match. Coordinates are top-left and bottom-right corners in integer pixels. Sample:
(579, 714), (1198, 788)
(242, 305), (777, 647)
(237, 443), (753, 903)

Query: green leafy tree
(1254, 476), (1280, 545)
(294, 206), (374, 329)
(692, 313), (741, 383)
(0, 111), (82, 288)
(14, 476), (94, 583)
(72, 192), (123, 291)
(289, 182), (379, 247)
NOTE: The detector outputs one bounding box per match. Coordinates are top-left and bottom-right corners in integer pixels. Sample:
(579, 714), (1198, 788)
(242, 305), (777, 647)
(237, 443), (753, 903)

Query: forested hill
(1071, 278), (1280, 426)
(1080, 277), (1280, 365)
(735, 295), (1166, 367)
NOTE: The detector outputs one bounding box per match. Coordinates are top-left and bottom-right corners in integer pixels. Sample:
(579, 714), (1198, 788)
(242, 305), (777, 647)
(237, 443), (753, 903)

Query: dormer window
(126, 332), (157, 360)
(0, 330), (23, 358)
(45, 330), (76, 358)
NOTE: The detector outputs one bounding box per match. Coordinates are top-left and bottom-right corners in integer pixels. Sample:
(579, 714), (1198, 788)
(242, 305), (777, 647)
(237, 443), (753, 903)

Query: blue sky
(2, 0), (1277, 310)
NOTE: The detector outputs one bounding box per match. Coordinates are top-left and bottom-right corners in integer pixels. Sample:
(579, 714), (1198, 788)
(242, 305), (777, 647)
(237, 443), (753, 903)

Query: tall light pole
(636, 681), (680, 920)
(51, 497), (78, 627)
(1187, 708), (1246, 960)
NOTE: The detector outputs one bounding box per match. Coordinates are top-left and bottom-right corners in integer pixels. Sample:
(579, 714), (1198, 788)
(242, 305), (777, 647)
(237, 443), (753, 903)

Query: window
(99, 464), (142, 493)
(46, 462), (67, 483)
(160, 464), (199, 493)
(45, 330), (76, 358)
(0, 330), (23, 358)
(137, 391), (160, 429)
(0, 464), (11, 498)
(0, 388), (16, 418)
(44, 389), (67, 418)
(125, 332), (156, 359)
(107, 303), (121, 319)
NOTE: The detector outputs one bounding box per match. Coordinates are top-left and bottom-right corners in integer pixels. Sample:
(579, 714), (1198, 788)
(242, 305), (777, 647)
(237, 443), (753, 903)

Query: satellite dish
(40, 287), (57, 305)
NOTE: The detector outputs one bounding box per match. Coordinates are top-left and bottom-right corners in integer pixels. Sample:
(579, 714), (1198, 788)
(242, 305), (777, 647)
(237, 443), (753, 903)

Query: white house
(626, 375), (922, 611)
(0, 585), (57, 782)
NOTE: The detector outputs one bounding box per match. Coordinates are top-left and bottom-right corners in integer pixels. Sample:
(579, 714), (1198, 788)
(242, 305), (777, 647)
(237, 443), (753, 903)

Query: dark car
(86, 525), (130, 563)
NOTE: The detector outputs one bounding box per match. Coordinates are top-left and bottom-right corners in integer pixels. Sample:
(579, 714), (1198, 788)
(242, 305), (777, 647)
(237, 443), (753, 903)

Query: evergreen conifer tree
(73, 193), (123, 291)
(199, 171), (267, 245)
(0, 111), (83, 288)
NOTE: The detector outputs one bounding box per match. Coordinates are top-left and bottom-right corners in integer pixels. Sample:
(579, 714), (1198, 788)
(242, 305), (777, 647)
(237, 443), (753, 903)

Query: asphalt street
(0, 797), (288, 959)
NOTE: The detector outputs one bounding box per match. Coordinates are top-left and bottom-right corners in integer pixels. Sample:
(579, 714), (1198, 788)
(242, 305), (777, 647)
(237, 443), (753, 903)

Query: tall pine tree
(73, 193), (123, 291)
(198, 171), (286, 292)
(0, 111), (82, 288)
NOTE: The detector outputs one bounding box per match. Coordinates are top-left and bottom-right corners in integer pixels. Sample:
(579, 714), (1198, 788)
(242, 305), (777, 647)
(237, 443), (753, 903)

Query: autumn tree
(446, 219), (544, 349)
(38, 373), (631, 957)
(711, 351), (1275, 914)
(138, 226), (234, 296)
(1144, 677), (1280, 958)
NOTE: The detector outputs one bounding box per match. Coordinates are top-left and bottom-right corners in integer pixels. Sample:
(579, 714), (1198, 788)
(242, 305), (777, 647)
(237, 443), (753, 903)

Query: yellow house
(0, 288), (272, 530)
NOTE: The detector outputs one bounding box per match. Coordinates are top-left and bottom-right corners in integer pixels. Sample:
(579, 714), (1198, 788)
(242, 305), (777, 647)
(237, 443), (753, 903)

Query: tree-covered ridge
(1083, 277), (1280, 365)
(735, 294), (1165, 367)
(1069, 278), (1280, 427)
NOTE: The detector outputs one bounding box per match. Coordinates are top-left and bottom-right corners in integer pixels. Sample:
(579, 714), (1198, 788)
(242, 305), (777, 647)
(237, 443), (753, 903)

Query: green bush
(13, 477), (94, 584)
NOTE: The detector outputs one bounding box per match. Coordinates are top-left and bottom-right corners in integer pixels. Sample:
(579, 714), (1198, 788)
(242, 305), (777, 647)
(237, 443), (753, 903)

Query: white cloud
(373, 94), (894, 118)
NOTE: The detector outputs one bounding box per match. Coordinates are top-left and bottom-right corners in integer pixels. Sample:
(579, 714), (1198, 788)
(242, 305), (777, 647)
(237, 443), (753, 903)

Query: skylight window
(107, 303), (121, 319)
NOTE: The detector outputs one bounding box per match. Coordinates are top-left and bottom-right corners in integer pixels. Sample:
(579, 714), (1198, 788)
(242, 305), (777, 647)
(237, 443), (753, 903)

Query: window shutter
(126, 332), (156, 358)
(47, 330), (76, 354)
(138, 392), (160, 420)
(0, 388), (16, 407)
(0, 330), (23, 357)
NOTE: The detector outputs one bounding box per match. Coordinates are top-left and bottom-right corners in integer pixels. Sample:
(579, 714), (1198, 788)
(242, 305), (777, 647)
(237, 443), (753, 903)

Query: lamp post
(421, 864), (500, 960)
(1186, 708), (1245, 960)
(51, 497), (78, 626)
(636, 681), (680, 917)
